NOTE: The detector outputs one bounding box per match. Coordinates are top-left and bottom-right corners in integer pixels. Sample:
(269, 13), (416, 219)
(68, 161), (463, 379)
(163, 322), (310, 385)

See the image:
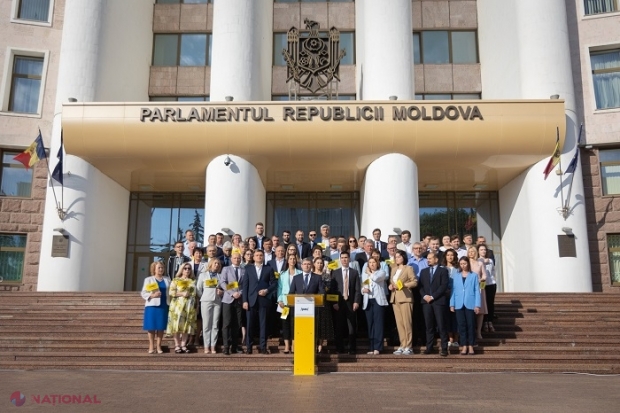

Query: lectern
(286, 294), (324, 376)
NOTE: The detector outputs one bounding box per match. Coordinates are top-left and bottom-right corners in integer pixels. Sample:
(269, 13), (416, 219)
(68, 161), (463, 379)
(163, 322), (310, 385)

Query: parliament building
(0, 0), (619, 294)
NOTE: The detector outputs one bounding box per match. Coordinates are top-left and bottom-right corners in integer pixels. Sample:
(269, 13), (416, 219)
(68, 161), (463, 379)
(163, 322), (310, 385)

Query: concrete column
(479, 0), (591, 292)
(357, 0), (414, 100)
(38, 0), (131, 291)
(204, 155), (266, 238)
(361, 154), (419, 241)
(209, 0), (273, 101)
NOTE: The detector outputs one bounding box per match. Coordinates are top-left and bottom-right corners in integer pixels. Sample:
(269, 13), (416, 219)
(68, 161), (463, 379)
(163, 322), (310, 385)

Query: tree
(190, 209), (204, 243)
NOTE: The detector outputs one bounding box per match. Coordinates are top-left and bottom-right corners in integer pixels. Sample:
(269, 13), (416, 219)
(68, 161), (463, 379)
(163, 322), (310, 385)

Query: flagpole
(556, 127), (567, 219)
(564, 123), (583, 214)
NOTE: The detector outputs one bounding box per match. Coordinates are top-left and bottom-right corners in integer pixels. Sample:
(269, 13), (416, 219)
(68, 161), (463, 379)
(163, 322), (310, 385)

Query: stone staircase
(0, 292), (619, 373)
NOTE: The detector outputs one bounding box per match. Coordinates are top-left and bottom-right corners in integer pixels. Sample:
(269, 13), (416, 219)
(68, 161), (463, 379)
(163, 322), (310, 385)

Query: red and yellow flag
(14, 131), (46, 169)
(542, 137), (560, 180)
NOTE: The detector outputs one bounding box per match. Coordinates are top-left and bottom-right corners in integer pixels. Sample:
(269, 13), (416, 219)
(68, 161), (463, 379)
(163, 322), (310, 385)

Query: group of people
(141, 223), (497, 357)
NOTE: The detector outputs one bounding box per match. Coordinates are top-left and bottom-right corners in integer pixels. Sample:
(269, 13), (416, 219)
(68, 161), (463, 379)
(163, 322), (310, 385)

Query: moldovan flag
(14, 131), (46, 169)
(542, 136), (560, 180)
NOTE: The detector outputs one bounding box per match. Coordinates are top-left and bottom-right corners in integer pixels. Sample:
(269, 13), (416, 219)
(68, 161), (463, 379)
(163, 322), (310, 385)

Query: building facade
(0, 0), (616, 293)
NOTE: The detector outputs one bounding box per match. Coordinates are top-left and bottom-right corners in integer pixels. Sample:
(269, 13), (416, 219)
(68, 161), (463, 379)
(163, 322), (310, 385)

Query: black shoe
(423, 348), (433, 355)
(348, 350), (356, 355)
(337, 349), (346, 354)
(440, 350), (448, 357)
(223, 349), (230, 355)
(230, 349), (238, 354)
(246, 349), (253, 355)
(259, 348), (270, 355)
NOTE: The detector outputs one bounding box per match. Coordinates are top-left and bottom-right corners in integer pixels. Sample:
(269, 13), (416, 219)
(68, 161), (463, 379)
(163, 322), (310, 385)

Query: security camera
(224, 156), (231, 167)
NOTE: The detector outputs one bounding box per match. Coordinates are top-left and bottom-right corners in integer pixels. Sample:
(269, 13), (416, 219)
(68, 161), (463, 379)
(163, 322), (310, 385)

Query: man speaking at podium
(289, 258), (325, 295)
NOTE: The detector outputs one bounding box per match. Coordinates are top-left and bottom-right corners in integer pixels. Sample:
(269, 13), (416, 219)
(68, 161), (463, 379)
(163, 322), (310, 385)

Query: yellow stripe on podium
(293, 296), (316, 376)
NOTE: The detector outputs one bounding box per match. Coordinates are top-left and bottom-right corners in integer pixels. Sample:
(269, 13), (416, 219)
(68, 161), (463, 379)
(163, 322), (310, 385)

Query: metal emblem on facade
(282, 19), (346, 100)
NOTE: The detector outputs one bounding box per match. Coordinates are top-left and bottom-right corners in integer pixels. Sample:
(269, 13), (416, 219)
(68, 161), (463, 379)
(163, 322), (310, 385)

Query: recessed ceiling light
(330, 184), (343, 190)
(187, 185), (201, 191)
(473, 184), (487, 190)
(139, 185), (152, 191)
(424, 184), (438, 189)
(281, 184), (294, 190)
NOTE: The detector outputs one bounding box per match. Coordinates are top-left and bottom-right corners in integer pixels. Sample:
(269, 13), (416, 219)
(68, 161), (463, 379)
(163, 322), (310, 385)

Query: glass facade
(124, 192), (205, 291)
(266, 192), (360, 239)
(0, 151), (33, 197)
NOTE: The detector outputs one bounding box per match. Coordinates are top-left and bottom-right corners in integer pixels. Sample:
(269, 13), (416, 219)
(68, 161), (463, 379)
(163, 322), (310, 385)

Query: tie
(430, 266), (434, 296)
(376, 241), (380, 250)
(234, 266), (239, 280)
(304, 274), (309, 292)
(343, 268), (349, 301)
(430, 266), (435, 282)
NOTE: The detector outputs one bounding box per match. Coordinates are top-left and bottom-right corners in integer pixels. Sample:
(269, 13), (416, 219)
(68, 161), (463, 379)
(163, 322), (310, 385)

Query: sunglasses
(309, 234), (317, 237)
(183, 267), (191, 270)
(348, 240), (356, 243)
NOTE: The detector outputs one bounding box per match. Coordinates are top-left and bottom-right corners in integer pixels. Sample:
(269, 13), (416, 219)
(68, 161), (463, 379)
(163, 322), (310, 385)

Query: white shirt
(255, 265), (262, 280)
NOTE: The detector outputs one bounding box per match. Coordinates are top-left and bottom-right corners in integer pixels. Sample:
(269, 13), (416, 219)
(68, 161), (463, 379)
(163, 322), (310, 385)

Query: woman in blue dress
(141, 261), (171, 354)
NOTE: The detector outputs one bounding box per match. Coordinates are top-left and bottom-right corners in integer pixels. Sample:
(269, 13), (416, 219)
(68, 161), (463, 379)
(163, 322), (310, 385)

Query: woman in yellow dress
(166, 264), (197, 353)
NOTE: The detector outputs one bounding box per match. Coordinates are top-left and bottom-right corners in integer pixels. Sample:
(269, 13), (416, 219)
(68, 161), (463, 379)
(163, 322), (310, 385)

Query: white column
(479, 0), (592, 292)
(209, 0), (273, 102)
(38, 0), (130, 291)
(361, 154), (419, 241)
(204, 155), (266, 238)
(358, 0), (414, 100)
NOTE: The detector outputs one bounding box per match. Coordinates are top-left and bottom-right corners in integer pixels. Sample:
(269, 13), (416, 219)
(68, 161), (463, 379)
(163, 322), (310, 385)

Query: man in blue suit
(419, 252), (450, 356)
(289, 258), (325, 295)
(242, 249), (277, 354)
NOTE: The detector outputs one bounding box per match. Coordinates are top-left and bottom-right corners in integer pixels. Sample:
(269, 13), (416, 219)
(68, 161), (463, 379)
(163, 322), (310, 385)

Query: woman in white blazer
(196, 259), (224, 354)
(361, 257), (388, 354)
(141, 261), (171, 354)
(450, 257), (481, 355)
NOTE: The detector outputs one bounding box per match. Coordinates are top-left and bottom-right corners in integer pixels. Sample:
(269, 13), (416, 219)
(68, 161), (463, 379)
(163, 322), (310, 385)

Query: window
(0, 234), (27, 283)
(600, 149), (620, 195)
(271, 94), (355, 101)
(12, 0), (53, 24)
(584, 0), (618, 15)
(275, 0), (352, 3)
(156, 0), (211, 3)
(274, 31), (355, 66)
(150, 96), (210, 101)
(9, 56), (44, 114)
(0, 150), (33, 197)
(413, 31), (478, 64)
(607, 234), (620, 285)
(591, 49), (620, 109)
(415, 94), (481, 100)
(152, 34), (212, 66)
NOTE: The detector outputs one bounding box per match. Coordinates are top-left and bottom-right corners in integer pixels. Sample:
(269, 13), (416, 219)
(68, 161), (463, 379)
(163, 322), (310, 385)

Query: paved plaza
(2, 370), (619, 412)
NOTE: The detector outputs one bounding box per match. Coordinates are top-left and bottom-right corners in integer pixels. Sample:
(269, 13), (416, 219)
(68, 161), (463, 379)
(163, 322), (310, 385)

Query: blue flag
(564, 123), (583, 175)
(564, 148), (579, 174)
(51, 132), (63, 185)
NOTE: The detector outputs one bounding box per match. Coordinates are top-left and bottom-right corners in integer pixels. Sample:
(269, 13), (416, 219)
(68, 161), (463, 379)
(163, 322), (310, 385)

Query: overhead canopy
(61, 100), (566, 192)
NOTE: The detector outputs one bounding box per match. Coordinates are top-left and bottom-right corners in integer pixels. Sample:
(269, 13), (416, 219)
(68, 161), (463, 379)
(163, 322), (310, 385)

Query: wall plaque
(52, 235), (69, 258)
(557, 235), (576, 258)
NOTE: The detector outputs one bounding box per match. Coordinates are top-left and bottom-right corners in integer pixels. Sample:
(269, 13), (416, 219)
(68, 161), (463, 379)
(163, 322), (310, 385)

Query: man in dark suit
(308, 230), (320, 249)
(331, 251), (362, 354)
(289, 258), (325, 295)
(249, 222), (266, 250)
(242, 249), (277, 354)
(371, 228), (389, 259)
(268, 245), (287, 274)
(167, 241), (190, 277)
(355, 239), (373, 269)
(294, 230), (312, 259)
(418, 252), (450, 356)
(282, 230), (291, 248)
